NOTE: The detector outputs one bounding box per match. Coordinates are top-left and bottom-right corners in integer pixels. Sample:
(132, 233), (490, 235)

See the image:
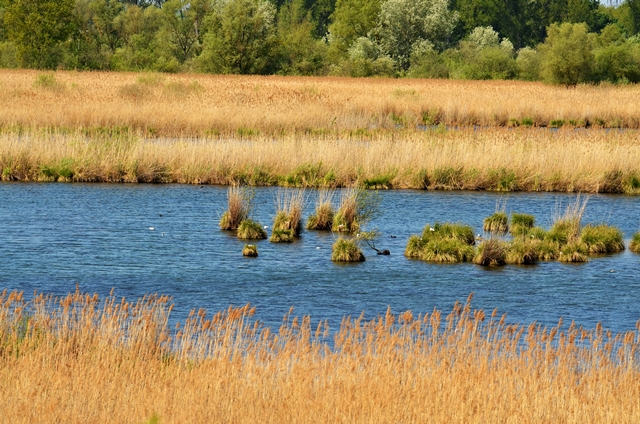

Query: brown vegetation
(1, 290), (639, 423)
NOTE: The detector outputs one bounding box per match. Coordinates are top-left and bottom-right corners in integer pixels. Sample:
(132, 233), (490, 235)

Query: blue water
(1, 183), (639, 333)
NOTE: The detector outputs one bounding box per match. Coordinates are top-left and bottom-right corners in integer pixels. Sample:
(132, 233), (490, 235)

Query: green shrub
(422, 222), (476, 245)
(630, 232), (640, 253)
(473, 239), (507, 266)
(270, 229), (294, 243)
(237, 219), (267, 240)
(580, 224), (625, 254)
(331, 238), (365, 262)
(535, 240), (561, 261)
(404, 235), (426, 258)
(539, 23), (595, 85)
(483, 212), (508, 233)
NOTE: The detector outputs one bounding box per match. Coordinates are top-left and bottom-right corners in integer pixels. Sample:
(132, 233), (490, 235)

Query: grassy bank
(1, 128), (640, 193)
(0, 290), (638, 423)
(3, 70), (640, 136)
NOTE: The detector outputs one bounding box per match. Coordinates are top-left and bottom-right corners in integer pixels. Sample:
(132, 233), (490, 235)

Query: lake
(1, 183), (639, 333)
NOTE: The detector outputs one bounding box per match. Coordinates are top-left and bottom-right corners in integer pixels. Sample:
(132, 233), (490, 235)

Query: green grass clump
(579, 224), (625, 254)
(545, 218), (580, 246)
(506, 240), (538, 265)
(272, 189), (305, 240)
(558, 242), (589, 263)
(331, 238), (365, 262)
(220, 185), (253, 230)
(474, 239), (507, 266)
(331, 189), (380, 233)
(242, 244), (258, 257)
(421, 222), (476, 245)
(307, 202), (334, 231)
(270, 228), (294, 243)
(404, 235), (426, 258)
(510, 213), (535, 237)
(422, 239), (475, 263)
(483, 212), (508, 233)
(536, 240), (561, 261)
(237, 220), (267, 240)
(630, 232), (640, 253)
(527, 226), (547, 241)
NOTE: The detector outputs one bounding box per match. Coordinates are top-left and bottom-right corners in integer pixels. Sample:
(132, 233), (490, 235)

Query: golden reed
(1, 69), (640, 192)
(0, 290), (638, 423)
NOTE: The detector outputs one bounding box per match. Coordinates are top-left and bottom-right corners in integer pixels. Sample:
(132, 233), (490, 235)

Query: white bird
(316, 246), (320, 249)
(264, 225), (269, 229)
(149, 227), (155, 231)
(430, 227), (435, 232)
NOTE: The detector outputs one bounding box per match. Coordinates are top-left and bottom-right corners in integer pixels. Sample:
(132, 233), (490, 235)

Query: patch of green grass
(413, 169), (429, 189)
(362, 173), (394, 189)
(331, 237), (365, 262)
(520, 117), (534, 126)
(510, 213), (535, 237)
(527, 226), (547, 241)
(281, 163), (323, 187)
(237, 219), (267, 240)
(549, 119), (565, 128)
(40, 158), (74, 181)
(307, 202), (334, 231)
(474, 239), (507, 266)
(270, 229), (294, 243)
(421, 222), (475, 245)
(580, 224), (625, 254)
(545, 218), (580, 246)
(483, 212), (508, 233)
(535, 239), (561, 261)
(404, 235), (426, 258)
(432, 167), (464, 189)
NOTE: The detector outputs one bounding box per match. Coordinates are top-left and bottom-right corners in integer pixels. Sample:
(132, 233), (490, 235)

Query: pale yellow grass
(1, 290), (639, 423)
(1, 127), (639, 192)
(2, 69), (640, 135)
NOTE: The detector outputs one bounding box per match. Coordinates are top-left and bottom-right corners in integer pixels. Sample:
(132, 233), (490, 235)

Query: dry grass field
(1, 69), (639, 192)
(2, 69), (640, 135)
(0, 289), (638, 423)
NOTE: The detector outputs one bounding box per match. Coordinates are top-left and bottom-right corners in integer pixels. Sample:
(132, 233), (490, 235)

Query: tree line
(1, 0), (639, 84)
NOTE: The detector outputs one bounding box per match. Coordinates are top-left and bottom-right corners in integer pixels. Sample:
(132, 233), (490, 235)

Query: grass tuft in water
(630, 232), (640, 253)
(509, 213), (535, 237)
(558, 242), (589, 263)
(220, 185), (254, 230)
(331, 237), (365, 262)
(483, 212), (508, 233)
(307, 189), (334, 231)
(506, 239), (538, 265)
(579, 224), (625, 254)
(242, 244), (258, 257)
(422, 239), (475, 263)
(474, 239), (507, 266)
(271, 189), (305, 240)
(270, 228), (294, 243)
(237, 219), (267, 240)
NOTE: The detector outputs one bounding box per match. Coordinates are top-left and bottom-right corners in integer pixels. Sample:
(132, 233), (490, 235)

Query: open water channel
(1, 183), (639, 333)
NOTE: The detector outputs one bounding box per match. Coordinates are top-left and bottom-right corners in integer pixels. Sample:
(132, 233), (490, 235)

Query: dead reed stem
(0, 290), (639, 423)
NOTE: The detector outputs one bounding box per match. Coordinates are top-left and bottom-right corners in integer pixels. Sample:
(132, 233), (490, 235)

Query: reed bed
(1, 289), (639, 423)
(4, 70), (640, 135)
(1, 127), (639, 193)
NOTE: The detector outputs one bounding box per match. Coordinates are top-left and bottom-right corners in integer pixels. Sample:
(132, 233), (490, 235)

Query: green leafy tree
(71, 0), (124, 69)
(327, 0), (381, 56)
(371, 0), (457, 70)
(160, 0), (210, 64)
(276, 0), (328, 75)
(539, 22), (595, 85)
(198, 0), (278, 74)
(3, 0), (75, 68)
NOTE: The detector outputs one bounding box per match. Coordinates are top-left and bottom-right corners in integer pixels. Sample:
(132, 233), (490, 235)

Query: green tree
(371, 0), (458, 70)
(3, 0), (75, 68)
(327, 0), (381, 56)
(198, 0), (278, 74)
(71, 0), (124, 69)
(539, 22), (595, 85)
(160, 0), (210, 64)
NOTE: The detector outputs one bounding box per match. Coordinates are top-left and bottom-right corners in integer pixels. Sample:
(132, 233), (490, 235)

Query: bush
(539, 23), (595, 85)
(422, 222), (476, 245)
(580, 224), (625, 254)
(510, 213), (535, 237)
(536, 240), (561, 261)
(237, 219), (267, 240)
(506, 240), (538, 265)
(331, 238), (365, 262)
(474, 239), (507, 266)
(483, 212), (508, 233)
(516, 47), (540, 81)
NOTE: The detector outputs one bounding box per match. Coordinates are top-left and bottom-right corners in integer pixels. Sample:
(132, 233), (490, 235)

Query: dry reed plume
(1, 127), (639, 193)
(1, 289), (639, 423)
(271, 189), (306, 242)
(3, 70), (640, 135)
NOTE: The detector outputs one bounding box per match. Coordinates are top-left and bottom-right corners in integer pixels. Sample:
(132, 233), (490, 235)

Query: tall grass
(631, 232), (640, 253)
(270, 189), (305, 242)
(307, 189), (335, 230)
(1, 128), (640, 193)
(5, 70), (640, 135)
(1, 289), (639, 423)
(219, 185), (253, 230)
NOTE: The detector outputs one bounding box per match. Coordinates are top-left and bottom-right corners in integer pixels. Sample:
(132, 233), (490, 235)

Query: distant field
(1, 70), (640, 193)
(1, 290), (638, 423)
(2, 69), (640, 135)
